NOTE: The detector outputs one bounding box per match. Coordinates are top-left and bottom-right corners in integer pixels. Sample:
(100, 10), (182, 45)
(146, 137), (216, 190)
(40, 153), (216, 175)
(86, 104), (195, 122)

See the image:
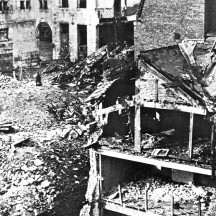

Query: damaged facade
(0, 0), (140, 72)
(83, 0), (216, 215)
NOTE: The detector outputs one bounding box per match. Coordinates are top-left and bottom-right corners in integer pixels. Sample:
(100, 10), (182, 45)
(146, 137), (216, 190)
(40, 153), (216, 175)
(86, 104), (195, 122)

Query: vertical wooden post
(155, 79), (159, 102)
(198, 199), (201, 216)
(171, 196), (174, 216)
(211, 123), (215, 179)
(118, 184), (123, 206)
(99, 154), (103, 193)
(134, 59), (141, 152)
(189, 113), (194, 159)
(145, 188), (149, 210)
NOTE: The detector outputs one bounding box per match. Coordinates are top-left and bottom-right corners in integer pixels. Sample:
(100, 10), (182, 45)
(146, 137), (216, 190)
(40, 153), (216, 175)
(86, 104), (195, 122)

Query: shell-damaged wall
(134, 0), (205, 55)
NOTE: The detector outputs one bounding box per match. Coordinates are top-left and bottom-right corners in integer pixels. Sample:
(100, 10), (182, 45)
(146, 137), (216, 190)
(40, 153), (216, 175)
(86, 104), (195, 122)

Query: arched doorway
(36, 22), (53, 61)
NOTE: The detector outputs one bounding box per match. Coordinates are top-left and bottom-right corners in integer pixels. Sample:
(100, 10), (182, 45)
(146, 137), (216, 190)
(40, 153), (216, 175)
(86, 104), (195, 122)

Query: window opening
(62, 0), (68, 8)
(78, 0), (86, 8)
(26, 0), (31, 9)
(44, 0), (47, 9)
(20, 1), (25, 9)
(0, 28), (8, 40)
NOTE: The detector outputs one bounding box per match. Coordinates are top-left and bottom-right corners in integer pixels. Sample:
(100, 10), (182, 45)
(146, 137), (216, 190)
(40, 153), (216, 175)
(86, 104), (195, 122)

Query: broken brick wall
(134, 0), (205, 55)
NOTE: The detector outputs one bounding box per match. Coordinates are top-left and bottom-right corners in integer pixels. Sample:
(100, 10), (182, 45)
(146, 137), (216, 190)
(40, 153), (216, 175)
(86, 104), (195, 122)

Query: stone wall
(134, 0), (205, 55)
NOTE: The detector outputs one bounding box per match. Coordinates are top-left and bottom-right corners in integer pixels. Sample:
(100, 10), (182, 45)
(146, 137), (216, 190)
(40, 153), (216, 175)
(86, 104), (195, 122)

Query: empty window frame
(0, 28), (8, 40)
(26, 0), (31, 9)
(62, 0), (68, 8)
(77, 0), (86, 8)
(0, 1), (8, 11)
(114, 0), (121, 13)
(39, 0), (48, 10)
(20, 1), (25, 9)
(44, 0), (48, 9)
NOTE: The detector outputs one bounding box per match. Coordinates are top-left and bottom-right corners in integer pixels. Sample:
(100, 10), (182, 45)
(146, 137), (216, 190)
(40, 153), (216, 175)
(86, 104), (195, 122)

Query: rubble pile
(97, 130), (214, 169)
(0, 71), (93, 215)
(0, 131), (89, 216)
(104, 174), (216, 216)
(48, 43), (134, 94)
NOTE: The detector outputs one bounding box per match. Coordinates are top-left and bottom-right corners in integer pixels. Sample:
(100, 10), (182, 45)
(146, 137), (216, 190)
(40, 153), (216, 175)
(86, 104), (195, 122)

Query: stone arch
(36, 21), (53, 61)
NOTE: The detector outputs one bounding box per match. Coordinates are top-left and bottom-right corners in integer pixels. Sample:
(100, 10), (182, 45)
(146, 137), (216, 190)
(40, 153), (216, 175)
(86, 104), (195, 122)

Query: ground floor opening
(36, 22), (53, 62)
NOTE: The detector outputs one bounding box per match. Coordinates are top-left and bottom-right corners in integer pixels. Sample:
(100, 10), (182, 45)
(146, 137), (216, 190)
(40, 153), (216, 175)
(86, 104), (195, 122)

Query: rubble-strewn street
(0, 72), (90, 216)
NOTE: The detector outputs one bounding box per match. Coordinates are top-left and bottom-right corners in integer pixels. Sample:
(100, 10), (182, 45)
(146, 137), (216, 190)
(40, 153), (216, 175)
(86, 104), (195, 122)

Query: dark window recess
(26, 1), (31, 9)
(205, 0), (216, 35)
(20, 1), (25, 9)
(0, 1), (8, 11)
(39, 0), (43, 9)
(62, 0), (68, 8)
(174, 32), (181, 40)
(78, 0), (86, 8)
(60, 23), (69, 34)
(78, 25), (87, 45)
(3, 1), (8, 10)
(0, 28), (8, 40)
(114, 0), (121, 12)
(44, 0), (48, 9)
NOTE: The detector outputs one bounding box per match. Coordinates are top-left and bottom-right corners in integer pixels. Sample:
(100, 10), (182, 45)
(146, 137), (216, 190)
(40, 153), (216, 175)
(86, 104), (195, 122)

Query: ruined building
(83, 0), (216, 215)
(0, 0), (140, 72)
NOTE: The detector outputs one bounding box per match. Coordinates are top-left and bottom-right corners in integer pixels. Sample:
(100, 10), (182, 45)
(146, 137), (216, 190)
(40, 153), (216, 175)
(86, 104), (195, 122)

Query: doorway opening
(36, 22), (53, 61)
(77, 25), (87, 60)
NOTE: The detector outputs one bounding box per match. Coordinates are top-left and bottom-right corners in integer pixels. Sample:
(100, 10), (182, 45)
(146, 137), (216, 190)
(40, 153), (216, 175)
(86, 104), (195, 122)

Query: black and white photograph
(0, 0), (216, 216)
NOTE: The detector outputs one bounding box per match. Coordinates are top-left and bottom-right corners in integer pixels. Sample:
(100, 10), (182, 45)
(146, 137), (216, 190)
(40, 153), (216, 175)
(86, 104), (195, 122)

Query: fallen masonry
(80, 38), (216, 216)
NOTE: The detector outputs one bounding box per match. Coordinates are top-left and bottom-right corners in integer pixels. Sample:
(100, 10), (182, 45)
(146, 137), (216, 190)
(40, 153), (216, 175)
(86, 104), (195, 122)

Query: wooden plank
(97, 100), (134, 116)
(171, 196), (174, 216)
(189, 113), (194, 159)
(102, 201), (159, 216)
(118, 185), (123, 206)
(134, 60), (141, 152)
(95, 150), (216, 176)
(99, 154), (103, 193)
(140, 101), (206, 115)
(211, 124), (215, 179)
(96, 101), (206, 117)
(155, 79), (159, 102)
(134, 105), (141, 152)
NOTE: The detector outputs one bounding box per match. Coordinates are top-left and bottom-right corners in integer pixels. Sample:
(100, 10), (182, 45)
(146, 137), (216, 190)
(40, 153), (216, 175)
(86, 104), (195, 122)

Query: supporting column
(211, 123), (215, 179)
(188, 113), (194, 159)
(99, 154), (103, 194)
(134, 59), (141, 152)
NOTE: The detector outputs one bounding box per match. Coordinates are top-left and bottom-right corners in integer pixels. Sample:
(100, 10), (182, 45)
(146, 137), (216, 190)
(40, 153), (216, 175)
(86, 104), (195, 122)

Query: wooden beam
(155, 79), (159, 102)
(171, 196), (174, 216)
(189, 113), (194, 159)
(211, 124), (215, 179)
(134, 105), (141, 152)
(101, 201), (159, 216)
(99, 154), (103, 193)
(140, 101), (206, 116)
(95, 149), (216, 176)
(96, 100), (134, 116)
(134, 60), (141, 152)
(96, 101), (206, 117)
(118, 185), (123, 206)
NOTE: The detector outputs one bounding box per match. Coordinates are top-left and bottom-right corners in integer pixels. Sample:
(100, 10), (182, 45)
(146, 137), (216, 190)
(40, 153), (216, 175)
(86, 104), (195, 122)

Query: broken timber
(189, 113), (194, 159)
(100, 201), (160, 216)
(134, 60), (141, 152)
(211, 124), (215, 179)
(96, 100), (206, 116)
(95, 150), (216, 176)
